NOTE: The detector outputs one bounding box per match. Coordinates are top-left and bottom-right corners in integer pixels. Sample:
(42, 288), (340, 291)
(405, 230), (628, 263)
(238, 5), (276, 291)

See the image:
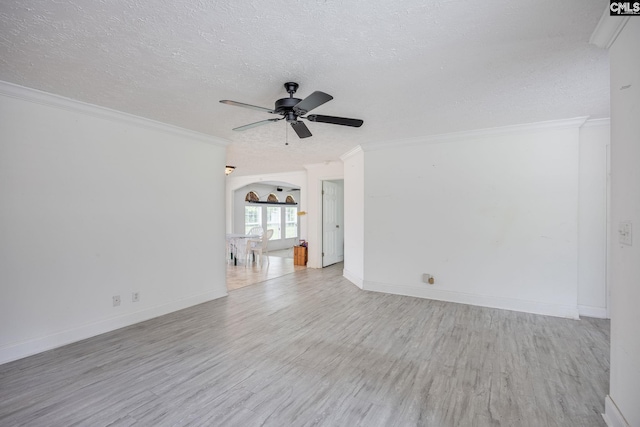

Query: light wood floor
(0, 264), (609, 426)
(226, 251), (306, 291)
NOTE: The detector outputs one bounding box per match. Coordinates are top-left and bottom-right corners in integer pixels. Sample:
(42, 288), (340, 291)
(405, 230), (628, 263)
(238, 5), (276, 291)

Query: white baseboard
(0, 289), (227, 365)
(603, 395), (631, 427)
(578, 304), (609, 319)
(343, 269), (364, 289)
(363, 280), (580, 319)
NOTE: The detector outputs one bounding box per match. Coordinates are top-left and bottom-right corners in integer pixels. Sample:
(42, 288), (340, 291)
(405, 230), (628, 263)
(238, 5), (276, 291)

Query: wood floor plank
(0, 264), (609, 426)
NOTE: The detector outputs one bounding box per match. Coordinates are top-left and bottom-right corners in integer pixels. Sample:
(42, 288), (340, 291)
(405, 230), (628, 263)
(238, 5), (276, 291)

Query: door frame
(305, 167), (344, 268)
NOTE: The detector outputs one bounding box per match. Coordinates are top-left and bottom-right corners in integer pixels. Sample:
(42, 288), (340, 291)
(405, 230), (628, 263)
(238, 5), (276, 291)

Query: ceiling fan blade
(305, 114), (363, 127)
(293, 91), (333, 115)
(220, 100), (275, 114)
(233, 118), (281, 131)
(290, 121), (312, 138)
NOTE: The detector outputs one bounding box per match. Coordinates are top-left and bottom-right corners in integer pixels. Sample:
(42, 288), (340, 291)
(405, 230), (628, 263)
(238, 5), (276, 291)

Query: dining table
(226, 233), (259, 265)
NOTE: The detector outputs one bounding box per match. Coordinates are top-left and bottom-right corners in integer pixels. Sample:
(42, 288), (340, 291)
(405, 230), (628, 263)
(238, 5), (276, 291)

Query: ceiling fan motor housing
(275, 97), (302, 115)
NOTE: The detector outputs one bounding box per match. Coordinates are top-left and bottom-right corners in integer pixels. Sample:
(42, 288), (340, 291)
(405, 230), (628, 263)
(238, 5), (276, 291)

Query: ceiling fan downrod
(284, 82), (299, 97)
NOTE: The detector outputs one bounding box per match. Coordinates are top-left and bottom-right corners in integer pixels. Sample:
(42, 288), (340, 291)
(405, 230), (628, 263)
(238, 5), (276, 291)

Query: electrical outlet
(132, 292), (140, 303)
(112, 295), (121, 307)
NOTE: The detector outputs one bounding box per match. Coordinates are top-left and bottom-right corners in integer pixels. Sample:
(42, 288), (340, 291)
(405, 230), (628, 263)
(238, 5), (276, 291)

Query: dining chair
(232, 227), (263, 263)
(247, 226), (264, 237)
(246, 229), (274, 266)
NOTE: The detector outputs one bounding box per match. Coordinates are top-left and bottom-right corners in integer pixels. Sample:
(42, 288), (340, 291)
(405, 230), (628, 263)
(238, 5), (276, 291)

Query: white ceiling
(0, 0), (609, 176)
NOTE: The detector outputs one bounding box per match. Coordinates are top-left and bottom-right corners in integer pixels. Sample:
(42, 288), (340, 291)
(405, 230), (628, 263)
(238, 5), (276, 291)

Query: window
(245, 206), (262, 234)
(285, 206), (298, 238)
(245, 191), (259, 202)
(267, 207), (281, 240)
(242, 190), (298, 241)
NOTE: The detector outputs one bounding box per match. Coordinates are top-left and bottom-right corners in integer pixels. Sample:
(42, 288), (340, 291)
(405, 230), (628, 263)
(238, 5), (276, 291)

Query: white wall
(0, 82), (228, 364)
(304, 162), (344, 268)
(578, 119), (610, 318)
(342, 147), (365, 287)
(360, 119), (588, 318)
(605, 18), (640, 427)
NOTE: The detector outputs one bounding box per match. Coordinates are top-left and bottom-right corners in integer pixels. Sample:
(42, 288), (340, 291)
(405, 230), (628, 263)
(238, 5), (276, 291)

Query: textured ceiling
(0, 0), (609, 176)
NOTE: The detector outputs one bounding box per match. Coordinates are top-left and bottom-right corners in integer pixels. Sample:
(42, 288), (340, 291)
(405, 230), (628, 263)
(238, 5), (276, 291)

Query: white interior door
(322, 180), (344, 267)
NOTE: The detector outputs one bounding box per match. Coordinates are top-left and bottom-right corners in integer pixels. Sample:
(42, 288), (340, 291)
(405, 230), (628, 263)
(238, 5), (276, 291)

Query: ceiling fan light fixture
(225, 165), (236, 175)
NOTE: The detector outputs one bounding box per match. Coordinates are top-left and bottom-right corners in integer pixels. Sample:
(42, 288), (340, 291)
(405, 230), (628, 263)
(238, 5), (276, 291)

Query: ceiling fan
(220, 82), (363, 139)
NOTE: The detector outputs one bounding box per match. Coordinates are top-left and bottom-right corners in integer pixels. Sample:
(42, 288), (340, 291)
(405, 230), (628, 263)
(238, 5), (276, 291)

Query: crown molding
(303, 160), (343, 170)
(589, 8), (630, 49)
(0, 80), (230, 147)
(361, 117), (589, 152)
(581, 117), (611, 129)
(339, 145), (363, 161)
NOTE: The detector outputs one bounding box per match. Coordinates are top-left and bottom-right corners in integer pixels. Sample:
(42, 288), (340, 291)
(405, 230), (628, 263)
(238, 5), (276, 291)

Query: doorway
(322, 179), (344, 267)
(227, 180), (305, 291)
